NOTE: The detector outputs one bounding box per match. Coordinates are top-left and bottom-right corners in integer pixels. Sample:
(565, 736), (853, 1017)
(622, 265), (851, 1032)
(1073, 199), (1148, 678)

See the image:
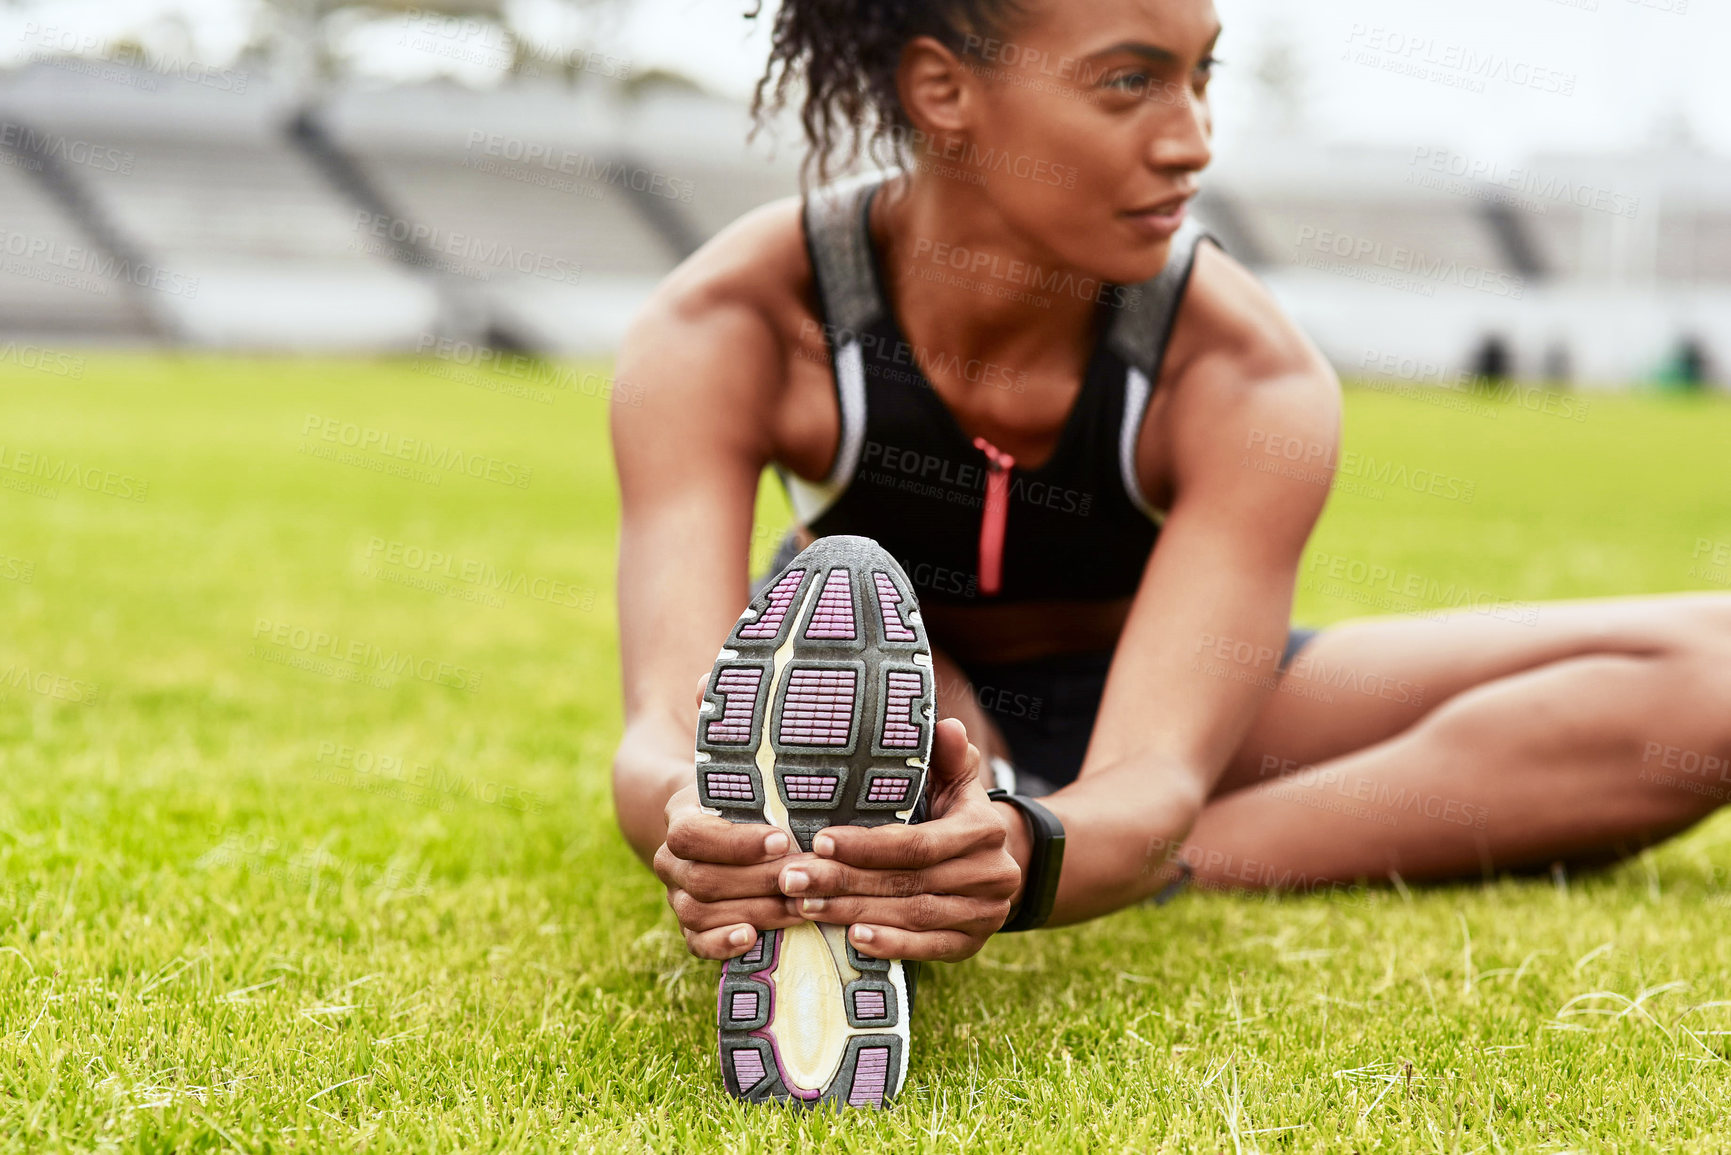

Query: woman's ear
(897, 35), (977, 143)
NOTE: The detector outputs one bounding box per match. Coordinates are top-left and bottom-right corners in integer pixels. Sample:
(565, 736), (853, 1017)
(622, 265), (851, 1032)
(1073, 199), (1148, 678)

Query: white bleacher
(0, 156), (158, 341)
(0, 61), (1726, 380)
(0, 61), (439, 349)
(318, 82), (798, 352)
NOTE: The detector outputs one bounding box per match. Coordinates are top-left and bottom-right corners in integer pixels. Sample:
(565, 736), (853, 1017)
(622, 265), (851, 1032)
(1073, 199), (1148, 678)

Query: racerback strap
(802, 175), (886, 339)
(796, 175), (1214, 525)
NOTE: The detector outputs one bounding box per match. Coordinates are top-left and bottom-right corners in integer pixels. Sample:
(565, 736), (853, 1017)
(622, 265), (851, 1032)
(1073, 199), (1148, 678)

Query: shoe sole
(694, 535), (934, 1108)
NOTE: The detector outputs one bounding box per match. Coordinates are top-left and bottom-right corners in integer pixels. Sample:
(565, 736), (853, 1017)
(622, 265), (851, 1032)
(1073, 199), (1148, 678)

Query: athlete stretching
(610, 0), (1731, 1106)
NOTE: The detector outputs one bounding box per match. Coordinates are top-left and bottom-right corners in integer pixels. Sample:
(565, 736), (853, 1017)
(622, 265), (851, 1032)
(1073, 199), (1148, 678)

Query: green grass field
(5, 354), (1731, 1153)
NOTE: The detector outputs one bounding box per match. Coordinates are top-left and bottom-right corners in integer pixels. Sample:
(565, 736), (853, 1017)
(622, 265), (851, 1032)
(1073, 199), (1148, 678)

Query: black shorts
(755, 533), (1321, 794)
(954, 631), (1318, 794)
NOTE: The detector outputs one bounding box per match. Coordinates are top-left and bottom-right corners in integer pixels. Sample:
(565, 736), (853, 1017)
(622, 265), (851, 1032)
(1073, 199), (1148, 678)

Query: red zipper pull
(973, 436), (1015, 597)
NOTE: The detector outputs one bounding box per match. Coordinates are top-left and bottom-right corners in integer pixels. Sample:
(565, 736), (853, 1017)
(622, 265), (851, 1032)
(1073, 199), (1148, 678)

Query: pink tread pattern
(740, 570), (806, 639)
(804, 569), (857, 639)
(705, 667), (764, 744)
(867, 778), (911, 805)
(732, 1048), (767, 1092)
(873, 572), (916, 642)
(777, 668), (858, 747)
(730, 991), (759, 1020)
(849, 1047), (891, 1107)
(880, 671), (924, 748)
(739, 937), (764, 965)
(854, 990), (887, 1019)
(783, 774), (839, 803)
(705, 771), (755, 802)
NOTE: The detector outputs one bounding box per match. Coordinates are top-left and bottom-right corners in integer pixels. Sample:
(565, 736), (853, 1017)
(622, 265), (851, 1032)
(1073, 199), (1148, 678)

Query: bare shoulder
(614, 196), (820, 453)
(1140, 242), (1342, 537)
(1165, 242), (1340, 430)
(1155, 244), (1339, 448)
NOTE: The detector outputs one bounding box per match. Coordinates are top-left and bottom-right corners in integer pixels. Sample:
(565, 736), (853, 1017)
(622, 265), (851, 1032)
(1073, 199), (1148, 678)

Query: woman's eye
(1104, 70), (1151, 93)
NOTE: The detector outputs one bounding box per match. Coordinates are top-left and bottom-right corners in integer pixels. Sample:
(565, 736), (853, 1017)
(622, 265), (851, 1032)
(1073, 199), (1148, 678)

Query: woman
(610, 0), (1731, 1105)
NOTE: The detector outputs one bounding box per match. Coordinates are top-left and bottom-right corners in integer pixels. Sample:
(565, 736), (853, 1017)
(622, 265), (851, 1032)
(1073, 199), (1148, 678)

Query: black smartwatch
(988, 790), (1066, 933)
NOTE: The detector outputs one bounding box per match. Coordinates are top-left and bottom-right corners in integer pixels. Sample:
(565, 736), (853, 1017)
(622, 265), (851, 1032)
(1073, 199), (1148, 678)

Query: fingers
(682, 922), (770, 961)
(786, 893), (1008, 937)
(776, 853), (1018, 902)
(694, 670), (710, 710)
(657, 845), (802, 902)
(813, 721), (997, 870)
(814, 796), (1006, 871)
(846, 922), (984, 964)
(664, 805), (792, 868)
(671, 892), (804, 960)
(926, 717), (981, 794)
(670, 890), (802, 933)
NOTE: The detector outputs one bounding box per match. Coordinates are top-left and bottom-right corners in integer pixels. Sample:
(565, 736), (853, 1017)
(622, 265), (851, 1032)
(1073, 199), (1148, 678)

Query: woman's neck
(872, 171), (1106, 374)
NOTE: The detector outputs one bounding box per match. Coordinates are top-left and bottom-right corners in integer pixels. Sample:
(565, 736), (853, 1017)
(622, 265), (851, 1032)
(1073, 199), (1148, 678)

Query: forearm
(612, 716), (694, 866)
(997, 764), (1206, 926)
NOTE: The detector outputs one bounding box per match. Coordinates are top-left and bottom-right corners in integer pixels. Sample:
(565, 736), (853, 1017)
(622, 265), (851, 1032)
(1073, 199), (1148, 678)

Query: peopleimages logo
(362, 536), (596, 611)
(350, 211), (582, 285)
(1342, 25), (1577, 97)
(22, 22), (250, 93)
(884, 127), (1078, 190)
(0, 442), (148, 500)
(796, 320), (1027, 395)
(251, 618), (483, 693)
(0, 121), (134, 174)
(0, 662), (100, 706)
(0, 227), (200, 299)
(299, 414), (533, 489)
(1294, 225), (1525, 300)
(861, 440), (1094, 517)
(1407, 147), (1640, 220)
(0, 340), (85, 379)
(910, 237), (1144, 310)
(462, 132), (693, 202)
(1244, 429), (1477, 504)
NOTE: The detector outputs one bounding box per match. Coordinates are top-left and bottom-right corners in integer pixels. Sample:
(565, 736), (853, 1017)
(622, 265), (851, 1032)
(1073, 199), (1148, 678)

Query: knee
(1624, 648), (1731, 783)
(1675, 644), (1731, 740)
(1669, 593), (1731, 652)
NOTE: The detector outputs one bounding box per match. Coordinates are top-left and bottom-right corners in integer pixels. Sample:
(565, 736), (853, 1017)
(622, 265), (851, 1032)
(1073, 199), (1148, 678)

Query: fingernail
(728, 926), (751, 948)
(800, 897), (827, 915)
(781, 868), (808, 895)
(764, 831), (790, 856)
(852, 925), (875, 944)
(813, 833), (835, 857)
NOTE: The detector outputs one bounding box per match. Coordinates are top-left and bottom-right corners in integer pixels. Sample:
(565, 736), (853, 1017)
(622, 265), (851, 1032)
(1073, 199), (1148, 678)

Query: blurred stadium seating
(0, 53), (1725, 387)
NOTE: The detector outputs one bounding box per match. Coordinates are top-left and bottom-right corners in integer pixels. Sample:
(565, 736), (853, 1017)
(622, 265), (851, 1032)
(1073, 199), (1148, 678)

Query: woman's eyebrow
(1086, 26), (1223, 65)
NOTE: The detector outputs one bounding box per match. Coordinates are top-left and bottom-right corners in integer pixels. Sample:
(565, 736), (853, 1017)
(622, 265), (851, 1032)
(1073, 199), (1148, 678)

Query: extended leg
(1183, 593), (1731, 888)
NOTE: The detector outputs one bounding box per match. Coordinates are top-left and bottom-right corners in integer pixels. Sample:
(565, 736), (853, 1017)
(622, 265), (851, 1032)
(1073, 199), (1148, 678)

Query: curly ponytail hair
(748, 0), (1026, 185)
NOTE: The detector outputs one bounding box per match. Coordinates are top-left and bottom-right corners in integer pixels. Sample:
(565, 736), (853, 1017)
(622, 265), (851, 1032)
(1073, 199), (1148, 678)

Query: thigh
(1217, 592), (1731, 796)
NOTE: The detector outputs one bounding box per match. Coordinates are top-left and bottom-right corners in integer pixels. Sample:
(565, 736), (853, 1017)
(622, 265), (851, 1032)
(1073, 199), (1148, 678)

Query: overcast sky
(6, 0), (1726, 162)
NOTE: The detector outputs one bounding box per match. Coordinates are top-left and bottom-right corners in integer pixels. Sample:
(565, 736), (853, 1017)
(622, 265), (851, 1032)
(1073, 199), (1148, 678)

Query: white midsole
(748, 578), (914, 1097)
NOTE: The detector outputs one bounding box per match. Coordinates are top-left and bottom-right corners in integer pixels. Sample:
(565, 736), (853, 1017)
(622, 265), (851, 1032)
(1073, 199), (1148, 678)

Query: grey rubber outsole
(694, 535), (934, 1108)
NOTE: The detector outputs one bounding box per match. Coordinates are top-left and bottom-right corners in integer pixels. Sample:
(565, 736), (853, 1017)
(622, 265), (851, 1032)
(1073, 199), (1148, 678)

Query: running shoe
(694, 534), (934, 1108)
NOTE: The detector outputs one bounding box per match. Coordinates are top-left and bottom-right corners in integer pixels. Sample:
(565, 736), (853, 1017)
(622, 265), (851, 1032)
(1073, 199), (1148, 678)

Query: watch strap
(988, 789), (1065, 932)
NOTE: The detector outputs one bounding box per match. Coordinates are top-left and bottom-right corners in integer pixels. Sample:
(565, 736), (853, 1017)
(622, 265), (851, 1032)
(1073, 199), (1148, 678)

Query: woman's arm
(786, 249), (1341, 940)
(1039, 249), (1341, 921)
(1043, 369), (1340, 920)
(610, 265), (784, 865)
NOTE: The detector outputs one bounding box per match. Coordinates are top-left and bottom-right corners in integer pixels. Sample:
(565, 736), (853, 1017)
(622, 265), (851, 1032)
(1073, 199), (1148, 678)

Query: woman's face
(912, 0), (1220, 286)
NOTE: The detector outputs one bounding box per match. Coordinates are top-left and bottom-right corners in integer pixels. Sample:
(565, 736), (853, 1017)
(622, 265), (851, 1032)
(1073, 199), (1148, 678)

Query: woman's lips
(1122, 198), (1191, 239)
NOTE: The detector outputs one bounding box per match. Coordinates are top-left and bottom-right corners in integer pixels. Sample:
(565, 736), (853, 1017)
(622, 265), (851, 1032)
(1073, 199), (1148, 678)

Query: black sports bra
(774, 176), (1212, 606)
